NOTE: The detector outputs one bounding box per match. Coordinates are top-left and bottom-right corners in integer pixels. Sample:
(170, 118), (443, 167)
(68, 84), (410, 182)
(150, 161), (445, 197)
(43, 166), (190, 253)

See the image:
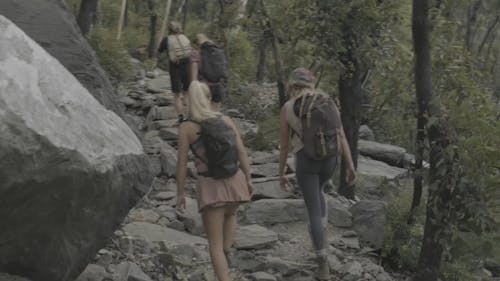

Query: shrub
(88, 27), (133, 81)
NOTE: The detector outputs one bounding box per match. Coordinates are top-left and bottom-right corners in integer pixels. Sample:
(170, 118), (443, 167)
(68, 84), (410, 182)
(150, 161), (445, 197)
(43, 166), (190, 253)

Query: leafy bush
(382, 190), (424, 271)
(227, 30), (257, 81)
(88, 27), (133, 81)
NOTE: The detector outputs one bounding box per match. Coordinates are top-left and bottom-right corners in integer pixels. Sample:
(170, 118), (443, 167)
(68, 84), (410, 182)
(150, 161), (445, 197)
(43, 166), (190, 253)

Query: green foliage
(247, 113), (280, 151)
(227, 30), (257, 81)
(88, 27), (132, 81)
(383, 190), (424, 271)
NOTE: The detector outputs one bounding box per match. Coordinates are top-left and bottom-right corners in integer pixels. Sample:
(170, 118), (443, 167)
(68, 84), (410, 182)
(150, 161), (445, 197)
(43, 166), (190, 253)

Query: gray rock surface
(0, 17), (152, 281)
(123, 222), (207, 245)
(349, 200), (387, 249)
(234, 225), (279, 250)
(0, 0), (123, 117)
(358, 139), (410, 167)
(0, 273), (32, 281)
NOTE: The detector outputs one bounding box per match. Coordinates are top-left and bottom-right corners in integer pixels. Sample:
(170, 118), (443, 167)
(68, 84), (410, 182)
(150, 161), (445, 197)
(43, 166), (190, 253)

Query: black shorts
(169, 58), (190, 94)
(209, 83), (226, 103)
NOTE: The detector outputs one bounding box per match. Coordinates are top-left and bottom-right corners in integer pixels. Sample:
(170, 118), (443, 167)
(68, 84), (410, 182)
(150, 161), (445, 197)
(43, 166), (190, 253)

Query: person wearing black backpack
(191, 33), (229, 111)
(176, 81), (253, 281)
(157, 21), (192, 124)
(278, 68), (356, 280)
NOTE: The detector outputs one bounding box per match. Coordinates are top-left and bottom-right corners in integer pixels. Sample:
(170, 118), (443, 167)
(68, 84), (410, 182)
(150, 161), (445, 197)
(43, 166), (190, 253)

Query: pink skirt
(196, 169), (251, 212)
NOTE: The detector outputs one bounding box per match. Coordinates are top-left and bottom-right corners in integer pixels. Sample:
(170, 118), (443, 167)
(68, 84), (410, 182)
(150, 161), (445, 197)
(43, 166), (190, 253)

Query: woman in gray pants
(279, 68), (356, 280)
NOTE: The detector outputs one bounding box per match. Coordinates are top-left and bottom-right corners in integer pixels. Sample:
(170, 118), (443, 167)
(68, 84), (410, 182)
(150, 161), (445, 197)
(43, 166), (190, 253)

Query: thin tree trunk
(116, 0), (127, 40)
(465, 0), (482, 51)
(124, 0), (129, 27)
(409, 116), (425, 224)
(338, 58), (362, 200)
(147, 0), (158, 58)
(182, 0), (189, 31)
(260, 0), (286, 106)
(478, 15), (499, 55)
(157, 0), (172, 53)
(412, 0), (460, 279)
(94, 0), (102, 25)
(271, 33), (287, 106)
(77, 0), (99, 36)
(256, 30), (269, 83)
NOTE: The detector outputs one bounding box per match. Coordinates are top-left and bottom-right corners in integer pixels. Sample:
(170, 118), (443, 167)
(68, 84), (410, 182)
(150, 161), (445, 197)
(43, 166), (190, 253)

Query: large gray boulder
(349, 200), (387, 250)
(358, 140), (414, 168)
(0, 17), (152, 281)
(0, 0), (125, 118)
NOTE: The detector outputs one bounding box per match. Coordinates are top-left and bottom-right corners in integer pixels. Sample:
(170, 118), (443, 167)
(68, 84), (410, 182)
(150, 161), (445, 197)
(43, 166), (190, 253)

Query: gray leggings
(295, 149), (337, 252)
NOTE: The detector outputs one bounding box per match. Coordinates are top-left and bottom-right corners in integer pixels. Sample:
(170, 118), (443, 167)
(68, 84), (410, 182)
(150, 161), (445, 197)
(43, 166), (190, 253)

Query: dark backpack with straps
(199, 42), (229, 83)
(293, 92), (342, 160)
(193, 117), (239, 179)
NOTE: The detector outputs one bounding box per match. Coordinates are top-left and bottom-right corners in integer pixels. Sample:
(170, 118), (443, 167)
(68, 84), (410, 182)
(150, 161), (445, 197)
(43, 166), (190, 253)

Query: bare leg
(223, 205), (239, 251)
(202, 206), (231, 281)
(174, 93), (184, 118)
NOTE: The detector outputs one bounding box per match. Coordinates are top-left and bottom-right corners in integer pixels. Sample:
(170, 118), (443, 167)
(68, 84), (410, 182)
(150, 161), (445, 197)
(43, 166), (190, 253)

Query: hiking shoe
(315, 255), (330, 280)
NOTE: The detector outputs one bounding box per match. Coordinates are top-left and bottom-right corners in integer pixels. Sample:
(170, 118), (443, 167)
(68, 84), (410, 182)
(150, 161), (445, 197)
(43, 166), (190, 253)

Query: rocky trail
(74, 68), (414, 281)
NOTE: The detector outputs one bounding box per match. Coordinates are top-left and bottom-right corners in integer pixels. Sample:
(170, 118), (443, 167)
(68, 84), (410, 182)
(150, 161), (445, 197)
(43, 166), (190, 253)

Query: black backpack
(293, 92), (342, 160)
(193, 117), (239, 179)
(200, 42), (229, 83)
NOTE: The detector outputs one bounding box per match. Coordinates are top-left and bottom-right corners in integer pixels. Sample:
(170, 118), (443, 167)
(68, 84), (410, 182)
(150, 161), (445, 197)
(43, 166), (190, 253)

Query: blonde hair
(193, 33), (209, 46)
(187, 81), (220, 122)
(168, 21), (182, 34)
(287, 83), (314, 99)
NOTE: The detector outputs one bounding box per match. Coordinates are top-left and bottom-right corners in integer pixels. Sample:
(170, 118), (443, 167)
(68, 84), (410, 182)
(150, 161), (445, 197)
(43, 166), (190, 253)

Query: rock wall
(0, 0), (121, 116)
(0, 16), (153, 281)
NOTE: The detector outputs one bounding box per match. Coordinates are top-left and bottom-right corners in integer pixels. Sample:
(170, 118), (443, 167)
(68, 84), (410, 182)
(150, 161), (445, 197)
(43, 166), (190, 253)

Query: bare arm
(191, 62), (199, 81)
(339, 127), (356, 172)
(279, 106), (290, 177)
(176, 123), (190, 209)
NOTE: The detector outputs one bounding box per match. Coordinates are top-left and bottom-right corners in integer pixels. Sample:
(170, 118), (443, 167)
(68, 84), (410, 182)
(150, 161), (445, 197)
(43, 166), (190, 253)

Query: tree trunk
(116, 0), (127, 40)
(94, 0), (102, 25)
(260, 0), (286, 106)
(256, 30), (269, 83)
(478, 15), (499, 55)
(337, 59), (362, 200)
(182, 0), (189, 31)
(465, 0), (481, 51)
(124, 0), (129, 27)
(408, 114), (425, 224)
(147, 0), (158, 58)
(77, 0), (99, 36)
(412, 0), (460, 279)
(157, 0), (172, 52)
(270, 31), (287, 106)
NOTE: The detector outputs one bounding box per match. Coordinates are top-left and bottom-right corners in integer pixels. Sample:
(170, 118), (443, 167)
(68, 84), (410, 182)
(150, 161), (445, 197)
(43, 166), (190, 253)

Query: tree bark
(147, 0), (158, 58)
(124, 0), (129, 27)
(478, 15), (499, 55)
(116, 0), (127, 40)
(337, 58), (362, 200)
(408, 114), (425, 224)
(157, 0), (172, 52)
(77, 0), (99, 36)
(260, 0), (286, 106)
(412, 0), (461, 279)
(465, 0), (482, 51)
(182, 0), (189, 31)
(256, 30), (269, 83)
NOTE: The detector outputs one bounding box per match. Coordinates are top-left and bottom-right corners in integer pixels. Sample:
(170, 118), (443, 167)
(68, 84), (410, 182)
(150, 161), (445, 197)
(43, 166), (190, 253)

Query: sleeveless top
(283, 98), (304, 153)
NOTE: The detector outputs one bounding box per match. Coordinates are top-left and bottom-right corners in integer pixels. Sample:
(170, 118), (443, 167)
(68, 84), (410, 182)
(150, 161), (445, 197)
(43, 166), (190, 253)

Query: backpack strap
(174, 35), (187, 53)
(298, 92), (317, 128)
(186, 119), (208, 164)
